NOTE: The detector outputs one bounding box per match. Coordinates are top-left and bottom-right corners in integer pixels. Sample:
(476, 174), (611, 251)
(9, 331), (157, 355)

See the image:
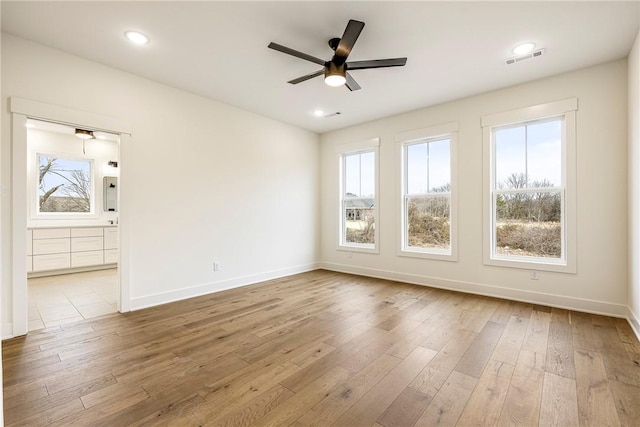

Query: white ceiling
(2, 1), (639, 134)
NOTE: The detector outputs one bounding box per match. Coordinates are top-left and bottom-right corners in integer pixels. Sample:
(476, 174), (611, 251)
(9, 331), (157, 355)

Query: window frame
(482, 98), (577, 273)
(337, 138), (380, 254)
(32, 151), (97, 219)
(396, 123), (458, 261)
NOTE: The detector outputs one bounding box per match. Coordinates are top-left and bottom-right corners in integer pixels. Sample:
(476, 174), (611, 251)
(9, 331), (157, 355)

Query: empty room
(1, 1), (640, 426)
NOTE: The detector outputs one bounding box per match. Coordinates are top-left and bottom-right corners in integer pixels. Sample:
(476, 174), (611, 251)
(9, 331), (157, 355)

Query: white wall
(1, 33), (320, 333)
(26, 129), (119, 227)
(629, 30), (640, 337)
(321, 59), (629, 317)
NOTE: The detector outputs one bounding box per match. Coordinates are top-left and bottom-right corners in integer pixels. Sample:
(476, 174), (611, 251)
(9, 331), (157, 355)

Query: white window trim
(482, 98), (577, 273)
(337, 138), (380, 254)
(31, 151), (98, 220)
(396, 123), (458, 261)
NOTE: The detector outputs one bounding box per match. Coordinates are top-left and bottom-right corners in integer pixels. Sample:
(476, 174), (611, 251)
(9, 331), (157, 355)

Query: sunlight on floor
(28, 269), (117, 331)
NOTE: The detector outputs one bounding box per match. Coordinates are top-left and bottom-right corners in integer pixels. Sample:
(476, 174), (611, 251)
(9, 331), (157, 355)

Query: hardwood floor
(3, 270), (640, 426)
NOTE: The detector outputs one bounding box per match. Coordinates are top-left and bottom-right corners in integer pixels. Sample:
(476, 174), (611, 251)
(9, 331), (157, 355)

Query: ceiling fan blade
(268, 42), (326, 66)
(335, 20), (365, 62)
(347, 58), (407, 70)
(345, 72), (361, 91)
(288, 69), (325, 84)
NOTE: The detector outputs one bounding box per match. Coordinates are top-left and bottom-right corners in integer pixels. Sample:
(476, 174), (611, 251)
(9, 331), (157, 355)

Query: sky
(343, 117), (561, 198)
(39, 155), (91, 197)
(495, 119), (562, 188)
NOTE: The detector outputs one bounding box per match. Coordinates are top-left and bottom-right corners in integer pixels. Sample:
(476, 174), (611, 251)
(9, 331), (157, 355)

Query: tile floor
(28, 268), (118, 331)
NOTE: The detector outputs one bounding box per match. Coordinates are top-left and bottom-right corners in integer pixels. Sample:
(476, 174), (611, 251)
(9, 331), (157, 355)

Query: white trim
(2, 323), (14, 340)
(628, 307), (640, 342)
(12, 113), (29, 337)
(334, 137), (380, 154)
(395, 122), (459, 143)
(9, 97), (131, 337)
(320, 262), (627, 318)
(130, 262), (320, 310)
(481, 97), (577, 127)
(10, 97), (132, 135)
(482, 102), (577, 273)
(337, 143), (380, 254)
(118, 134), (131, 312)
(396, 125), (458, 261)
(32, 153), (97, 220)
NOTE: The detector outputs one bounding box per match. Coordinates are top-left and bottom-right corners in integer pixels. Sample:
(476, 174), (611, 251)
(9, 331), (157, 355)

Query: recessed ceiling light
(512, 42), (536, 56)
(124, 31), (150, 45)
(313, 110), (324, 117)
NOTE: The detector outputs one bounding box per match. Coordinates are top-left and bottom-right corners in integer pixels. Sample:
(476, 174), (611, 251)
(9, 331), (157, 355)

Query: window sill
(398, 248), (457, 262)
(484, 254), (575, 274)
(337, 245), (379, 255)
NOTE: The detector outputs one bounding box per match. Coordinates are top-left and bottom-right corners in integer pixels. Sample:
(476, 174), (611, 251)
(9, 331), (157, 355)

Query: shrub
(407, 202), (450, 248)
(496, 222), (561, 257)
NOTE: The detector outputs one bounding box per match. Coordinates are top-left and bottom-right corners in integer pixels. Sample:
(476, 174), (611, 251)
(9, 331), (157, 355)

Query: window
(482, 98), (577, 272)
(397, 123), (457, 260)
(37, 154), (94, 215)
(338, 138), (379, 252)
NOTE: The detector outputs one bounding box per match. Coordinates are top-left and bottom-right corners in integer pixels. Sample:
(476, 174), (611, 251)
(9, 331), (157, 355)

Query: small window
(482, 98), (577, 273)
(398, 123), (457, 260)
(37, 154), (94, 214)
(338, 139), (379, 253)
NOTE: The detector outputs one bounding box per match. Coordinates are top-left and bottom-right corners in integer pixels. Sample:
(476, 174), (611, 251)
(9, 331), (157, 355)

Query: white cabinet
(33, 253), (71, 271)
(33, 228), (70, 239)
(33, 238), (71, 255)
(71, 236), (104, 252)
(29, 226), (118, 274)
(72, 251), (104, 267)
(104, 228), (118, 250)
(104, 249), (118, 264)
(26, 230), (33, 273)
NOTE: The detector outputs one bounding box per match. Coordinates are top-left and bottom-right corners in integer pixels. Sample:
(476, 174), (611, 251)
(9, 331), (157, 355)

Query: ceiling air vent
(506, 48), (545, 65)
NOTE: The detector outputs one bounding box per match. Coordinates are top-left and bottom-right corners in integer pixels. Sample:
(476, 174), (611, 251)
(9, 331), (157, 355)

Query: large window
(398, 123), (457, 260)
(37, 154), (94, 215)
(338, 139), (379, 252)
(482, 99), (577, 272)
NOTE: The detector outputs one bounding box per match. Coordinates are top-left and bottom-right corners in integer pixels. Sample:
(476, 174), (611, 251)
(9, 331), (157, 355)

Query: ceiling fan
(268, 19), (407, 91)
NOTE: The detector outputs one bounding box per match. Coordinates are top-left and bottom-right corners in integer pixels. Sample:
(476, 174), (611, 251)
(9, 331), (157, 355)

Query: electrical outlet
(530, 270), (539, 280)
(348, 251), (353, 258)
(213, 261), (220, 271)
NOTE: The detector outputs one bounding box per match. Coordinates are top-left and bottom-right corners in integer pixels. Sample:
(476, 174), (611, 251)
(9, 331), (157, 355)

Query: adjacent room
(1, 1), (639, 426)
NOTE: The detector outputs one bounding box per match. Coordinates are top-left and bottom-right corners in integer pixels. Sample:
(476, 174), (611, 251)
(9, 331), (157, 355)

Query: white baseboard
(130, 262), (320, 311)
(628, 307), (640, 341)
(321, 262), (628, 318)
(2, 323), (14, 340)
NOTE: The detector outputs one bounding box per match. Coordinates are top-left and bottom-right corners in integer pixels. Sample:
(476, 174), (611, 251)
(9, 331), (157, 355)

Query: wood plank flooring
(3, 270), (640, 426)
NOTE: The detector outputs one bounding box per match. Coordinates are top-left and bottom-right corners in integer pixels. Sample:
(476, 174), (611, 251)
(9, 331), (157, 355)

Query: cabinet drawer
(33, 238), (70, 255)
(71, 236), (104, 252)
(26, 256), (33, 273)
(33, 253), (70, 271)
(104, 249), (118, 264)
(71, 251), (104, 267)
(104, 228), (118, 250)
(71, 227), (104, 238)
(32, 228), (70, 239)
(27, 230), (33, 256)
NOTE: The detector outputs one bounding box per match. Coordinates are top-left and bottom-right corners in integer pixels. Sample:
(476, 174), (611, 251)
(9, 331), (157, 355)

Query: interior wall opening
(24, 118), (121, 332)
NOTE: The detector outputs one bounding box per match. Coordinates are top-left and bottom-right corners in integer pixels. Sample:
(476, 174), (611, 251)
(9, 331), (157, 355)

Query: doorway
(24, 118), (120, 331)
(9, 97), (131, 337)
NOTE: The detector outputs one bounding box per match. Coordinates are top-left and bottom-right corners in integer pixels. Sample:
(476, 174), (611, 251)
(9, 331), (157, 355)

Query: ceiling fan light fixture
(75, 129), (95, 140)
(324, 63), (346, 87)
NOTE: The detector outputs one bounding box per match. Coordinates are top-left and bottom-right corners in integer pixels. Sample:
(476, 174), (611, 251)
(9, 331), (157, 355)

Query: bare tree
(39, 156), (91, 212)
